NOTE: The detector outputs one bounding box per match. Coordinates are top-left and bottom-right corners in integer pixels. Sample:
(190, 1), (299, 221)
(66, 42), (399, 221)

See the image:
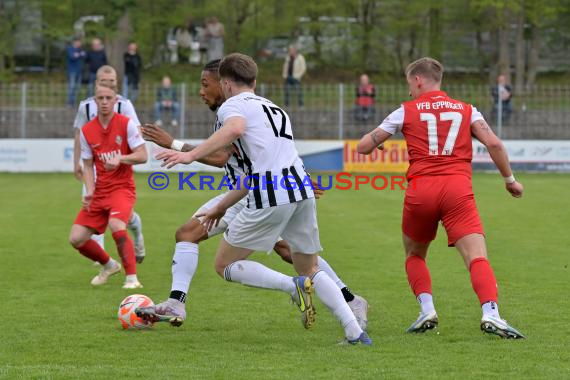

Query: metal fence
(1, 83), (569, 139)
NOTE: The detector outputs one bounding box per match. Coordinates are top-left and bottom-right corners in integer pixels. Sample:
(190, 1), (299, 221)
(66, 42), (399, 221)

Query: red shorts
(74, 188), (135, 234)
(402, 175), (484, 246)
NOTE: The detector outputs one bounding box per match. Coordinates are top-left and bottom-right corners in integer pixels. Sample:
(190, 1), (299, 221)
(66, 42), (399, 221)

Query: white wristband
(171, 139), (184, 152)
(504, 175), (516, 184)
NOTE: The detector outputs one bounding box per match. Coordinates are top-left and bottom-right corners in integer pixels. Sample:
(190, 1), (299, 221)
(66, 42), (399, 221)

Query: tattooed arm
(356, 128), (391, 155)
(471, 119), (523, 197)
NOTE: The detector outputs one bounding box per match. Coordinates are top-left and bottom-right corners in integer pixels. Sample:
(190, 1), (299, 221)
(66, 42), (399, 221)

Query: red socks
(405, 255), (432, 297)
(469, 257), (498, 305)
(77, 239), (110, 265)
(112, 230), (137, 275)
(405, 255), (498, 306)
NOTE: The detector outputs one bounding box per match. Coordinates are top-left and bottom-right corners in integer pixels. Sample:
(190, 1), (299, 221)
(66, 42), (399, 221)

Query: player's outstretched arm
(157, 116), (245, 169)
(141, 123), (175, 148)
(471, 119), (523, 198)
(142, 123), (231, 168)
(120, 144), (148, 165)
(357, 128), (390, 155)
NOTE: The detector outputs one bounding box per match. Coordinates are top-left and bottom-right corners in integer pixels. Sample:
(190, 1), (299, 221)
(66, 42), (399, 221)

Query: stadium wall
(0, 139), (569, 173)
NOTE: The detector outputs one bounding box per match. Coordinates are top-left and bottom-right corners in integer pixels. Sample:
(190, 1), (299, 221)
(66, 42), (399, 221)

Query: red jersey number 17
(420, 112), (463, 156)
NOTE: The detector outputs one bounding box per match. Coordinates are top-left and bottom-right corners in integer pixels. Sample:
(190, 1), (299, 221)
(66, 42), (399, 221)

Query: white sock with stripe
(171, 242), (199, 295)
(224, 260), (295, 294)
(311, 270), (362, 340)
(317, 256), (347, 289)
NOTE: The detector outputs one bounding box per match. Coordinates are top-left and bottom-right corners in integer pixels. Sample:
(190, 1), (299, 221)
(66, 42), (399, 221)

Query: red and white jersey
(80, 113), (145, 194)
(378, 91), (484, 178)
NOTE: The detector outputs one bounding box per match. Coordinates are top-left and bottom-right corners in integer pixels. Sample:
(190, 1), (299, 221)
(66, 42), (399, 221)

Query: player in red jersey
(357, 57), (525, 339)
(69, 82), (148, 289)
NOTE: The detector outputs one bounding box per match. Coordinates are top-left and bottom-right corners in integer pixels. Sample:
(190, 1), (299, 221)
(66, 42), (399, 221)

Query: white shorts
(193, 193), (247, 237)
(224, 198), (322, 254)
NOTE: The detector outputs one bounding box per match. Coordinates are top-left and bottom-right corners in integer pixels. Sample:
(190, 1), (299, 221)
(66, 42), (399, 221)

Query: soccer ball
(118, 294), (154, 330)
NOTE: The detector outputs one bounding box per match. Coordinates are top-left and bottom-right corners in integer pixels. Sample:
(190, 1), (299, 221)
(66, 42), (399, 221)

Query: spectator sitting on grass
(154, 76), (180, 127)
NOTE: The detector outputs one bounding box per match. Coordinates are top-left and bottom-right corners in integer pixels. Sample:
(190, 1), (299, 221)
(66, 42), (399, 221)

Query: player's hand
(141, 123), (174, 148)
(103, 154), (121, 171)
(156, 150), (194, 169)
(82, 193), (93, 211)
(195, 206), (227, 232)
(311, 178), (325, 199)
(74, 164), (83, 181)
(506, 181), (523, 198)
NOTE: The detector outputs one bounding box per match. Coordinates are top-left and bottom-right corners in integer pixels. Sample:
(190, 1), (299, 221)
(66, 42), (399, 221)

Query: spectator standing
(282, 45), (306, 107)
(355, 74), (376, 122)
(86, 38), (108, 97)
(491, 74), (513, 123)
(205, 17), (225, 61)
(154, 76), (180, 127)
(66, 37), (86, 106)
(123, 42), (142, 103)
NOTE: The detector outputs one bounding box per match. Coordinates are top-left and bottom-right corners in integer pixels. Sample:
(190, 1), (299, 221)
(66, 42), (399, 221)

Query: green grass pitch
(0, 172), (569, 379)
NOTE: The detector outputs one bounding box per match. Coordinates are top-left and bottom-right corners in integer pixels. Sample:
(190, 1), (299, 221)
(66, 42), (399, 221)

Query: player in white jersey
(72, 65), (146, 263)
(155, 54), (371, 345)
(137, 60), (369, 330)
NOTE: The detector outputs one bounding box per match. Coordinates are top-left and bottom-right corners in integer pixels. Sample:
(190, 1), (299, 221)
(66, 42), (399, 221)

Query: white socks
(104, 258), (117, 269)
(311, 270), (362, 340)
(482, 301), (500, 318)
(127, 212), (143, 240)
(317, 256), (347, 289)
(418, 293), (436, 315)
(92, 234), (105, 250)
(224, 260), (296, 294)
(125, 274), (138, 283)
(171, 242), (199, 293)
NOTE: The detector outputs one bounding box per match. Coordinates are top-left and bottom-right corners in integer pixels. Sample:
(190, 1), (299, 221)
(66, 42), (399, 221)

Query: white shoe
(91, 260), (121, 286)
(348, 294), (369, 331)
(171, 119), (178, 127)
(122, 280), (143, 289)
(155, 119), (163, 127)
(135, 299), (186, 327)
(481, 315), (526, 339)
(406, 311), (438, 333)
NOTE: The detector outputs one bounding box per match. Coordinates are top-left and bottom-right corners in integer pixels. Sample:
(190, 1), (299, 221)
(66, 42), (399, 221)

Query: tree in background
(3, 0), (570, 84)
(0, 0), (20, 81)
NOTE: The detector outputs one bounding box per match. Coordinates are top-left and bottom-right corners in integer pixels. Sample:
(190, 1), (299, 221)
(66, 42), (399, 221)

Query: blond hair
(94, 81), (118, 94)
(95, 65), (117, 80)
(405, 57), (444, 83)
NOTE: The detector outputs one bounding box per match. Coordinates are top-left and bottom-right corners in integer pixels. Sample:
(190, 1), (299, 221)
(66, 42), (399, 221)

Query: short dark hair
(218, 53), (257, 86)
(203, 59), (221, 73)
(405, 57), (444, 83)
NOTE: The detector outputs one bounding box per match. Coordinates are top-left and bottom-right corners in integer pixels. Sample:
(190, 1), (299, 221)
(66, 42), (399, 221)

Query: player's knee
(108, 219), (126, 233)
(175, 220), (206, 243)
(69, 233), (86, 248)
